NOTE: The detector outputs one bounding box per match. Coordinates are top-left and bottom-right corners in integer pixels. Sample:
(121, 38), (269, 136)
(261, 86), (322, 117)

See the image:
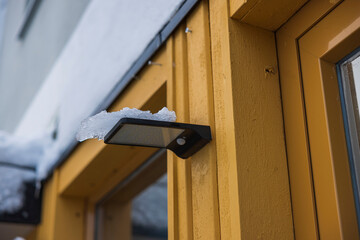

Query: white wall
(0, 0), (90, 132)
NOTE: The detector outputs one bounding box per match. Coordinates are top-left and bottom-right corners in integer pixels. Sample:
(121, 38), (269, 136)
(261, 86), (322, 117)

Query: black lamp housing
(104, 118), (212, 159)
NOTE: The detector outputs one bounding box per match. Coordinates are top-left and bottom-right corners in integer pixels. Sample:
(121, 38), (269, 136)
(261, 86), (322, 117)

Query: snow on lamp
(77, 107), (212, 158)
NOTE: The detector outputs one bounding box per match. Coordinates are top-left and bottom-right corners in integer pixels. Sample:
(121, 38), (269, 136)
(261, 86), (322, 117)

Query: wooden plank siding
(25, 0), (303, 239)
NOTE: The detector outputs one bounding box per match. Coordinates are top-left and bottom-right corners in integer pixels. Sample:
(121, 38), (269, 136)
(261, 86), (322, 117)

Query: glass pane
(351, 56), (360, 112)
(340, 51), (360, 166)
(132, 175), (167, 240)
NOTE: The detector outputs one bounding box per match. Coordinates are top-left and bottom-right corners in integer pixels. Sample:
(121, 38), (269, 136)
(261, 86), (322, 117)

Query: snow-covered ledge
(0, 0), (185, 216)
(14, 0), (184, 179)
(77, 107), (176, 142)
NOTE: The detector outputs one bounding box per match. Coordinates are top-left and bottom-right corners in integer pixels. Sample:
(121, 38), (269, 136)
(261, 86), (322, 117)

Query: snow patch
(0, 0), (184, 214)
(0, 131), (54, 167)
(76, 107), (176, 142)
(132, 174), (167, 231)
(0, 168), (35, 214)
(0, 131), (53, 213)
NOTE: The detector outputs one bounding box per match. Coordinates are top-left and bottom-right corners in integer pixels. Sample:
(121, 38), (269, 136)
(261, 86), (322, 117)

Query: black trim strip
(0, 161), (36, 171)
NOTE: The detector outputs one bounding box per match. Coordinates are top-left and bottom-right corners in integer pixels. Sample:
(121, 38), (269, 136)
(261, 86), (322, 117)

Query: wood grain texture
(186, 2), (220, 240)
(34, 174), (57, 240)
(52, 196), (85, 240)
(173, 24), (194, 240)
(276, 0), (350, 239)
(210, 0), (293, 239)
(166, 35), (178, 240)
(230, 22), (293, 240)
(297, 0), (360, 237)
(34, 171), (85, 240)
(30, 0), (317, 239)
(230, 0), (308, 31)
(97, 202), (131, 240)
(208, 0), (242, 238)
(167, 25), (195, 240)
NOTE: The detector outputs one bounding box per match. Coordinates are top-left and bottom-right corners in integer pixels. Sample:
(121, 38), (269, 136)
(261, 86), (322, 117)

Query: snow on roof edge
(41, 0), (199, 181)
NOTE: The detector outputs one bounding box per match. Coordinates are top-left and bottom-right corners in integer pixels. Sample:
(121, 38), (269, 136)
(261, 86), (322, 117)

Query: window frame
(336, 48), (360, 225)
(277, 0), (360, 238)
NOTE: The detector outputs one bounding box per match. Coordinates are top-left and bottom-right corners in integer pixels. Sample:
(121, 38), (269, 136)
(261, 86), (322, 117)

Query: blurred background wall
(0, 0), (90, 132)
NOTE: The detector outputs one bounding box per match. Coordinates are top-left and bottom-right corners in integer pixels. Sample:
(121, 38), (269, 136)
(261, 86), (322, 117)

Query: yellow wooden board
(209, 0), (293, 239)
(186, 2), (220, 239)
(230, 0), (309, 31)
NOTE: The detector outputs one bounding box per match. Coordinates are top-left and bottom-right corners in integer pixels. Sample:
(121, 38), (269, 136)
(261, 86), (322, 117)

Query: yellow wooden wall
(209, 0), (293, 238)
(26, 1), (296, 239)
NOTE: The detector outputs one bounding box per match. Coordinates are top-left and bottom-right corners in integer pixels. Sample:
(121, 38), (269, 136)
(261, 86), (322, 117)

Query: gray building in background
(0, 0), (90, 132)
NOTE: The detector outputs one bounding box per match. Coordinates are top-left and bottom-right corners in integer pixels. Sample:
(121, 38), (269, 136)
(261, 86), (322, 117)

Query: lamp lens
(108, 124), (184, 147)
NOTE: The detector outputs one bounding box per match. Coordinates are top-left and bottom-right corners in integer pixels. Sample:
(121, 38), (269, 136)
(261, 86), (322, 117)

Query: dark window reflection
(95, 151), (167, 240)
(132, 174), (167, 240)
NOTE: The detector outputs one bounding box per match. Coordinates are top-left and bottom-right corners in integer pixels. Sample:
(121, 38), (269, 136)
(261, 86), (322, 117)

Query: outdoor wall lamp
(104, 118), (212, 159)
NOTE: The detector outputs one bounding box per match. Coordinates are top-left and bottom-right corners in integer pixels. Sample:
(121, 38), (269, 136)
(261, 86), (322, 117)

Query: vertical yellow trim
(166, 35), (179, 240)
(186, 1), (220, 239)
(276, 1), (341, 238)
(173, 24), (193, 240)
(208, 0), (242, 238)
(210, 0), (293, 239)
(35, 171), (59, 240)
(276, 0), (360, 238)
(297, 1), (360, 237)
(53, 196), (85, 240)
(167, 24), (195, 240)
(33, 170), (85, 240)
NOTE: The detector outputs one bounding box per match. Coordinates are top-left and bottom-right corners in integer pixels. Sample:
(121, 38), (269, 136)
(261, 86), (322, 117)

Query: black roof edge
(45, 0), (199, 182)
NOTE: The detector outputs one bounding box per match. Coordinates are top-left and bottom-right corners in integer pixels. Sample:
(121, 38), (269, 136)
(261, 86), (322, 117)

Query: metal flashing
(160, 0), (198, 41)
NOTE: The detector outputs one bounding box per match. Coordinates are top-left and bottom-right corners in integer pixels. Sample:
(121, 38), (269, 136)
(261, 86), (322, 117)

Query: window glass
(351, 56), (360, 112)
